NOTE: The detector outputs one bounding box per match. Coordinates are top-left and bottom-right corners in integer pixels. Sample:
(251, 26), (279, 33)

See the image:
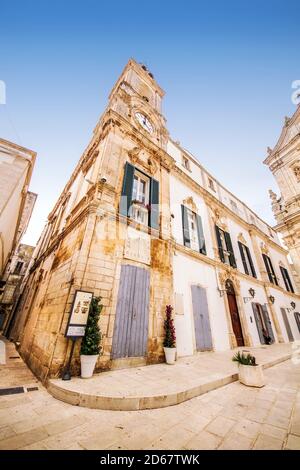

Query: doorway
(226, 280), (244, 347)
(111, 264), (150, 359)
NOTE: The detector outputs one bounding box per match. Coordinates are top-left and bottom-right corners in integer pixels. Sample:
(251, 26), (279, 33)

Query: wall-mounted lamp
(291, 301), (296, 310)
(218, 288), (227, 298)
(269, 295), (275, 305)
(243, 288), (256, 303)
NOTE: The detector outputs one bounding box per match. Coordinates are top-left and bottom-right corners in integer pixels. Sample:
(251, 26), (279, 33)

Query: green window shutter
(149, 178), (159, 229)
(224, 231), (236, 268)
(246, 245), (257, 278)
(120, 162), (134, 217)
(195, 214), (206, 255)
(181, 205), (190, 248)
(263, 254), (278, 286)
(238, 241), (249, 275)
(280, 266), (294, 293)
(262, 254), (273, 283)
(215, 226), (225, 263)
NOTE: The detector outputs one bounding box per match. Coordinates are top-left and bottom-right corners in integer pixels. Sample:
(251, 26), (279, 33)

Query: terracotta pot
(238, 364), (265, 387)
(80, 354), (98, 378)
(164, 347), (176, 365)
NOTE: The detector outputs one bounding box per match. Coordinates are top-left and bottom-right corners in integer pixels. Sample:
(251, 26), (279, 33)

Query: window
(182, 205), (206, 255)
(262, 254), (278, 286)
(238, 242), (257, 278)
(230, 200), (238, 212)
(208, 178), (215, 191)
(182, 155), (191, 171)
(14, 261), (24, 275)
(120, 162), (159, 229)
(294, 312), (300, 333)
(215, 226), (236, 267)
(280, 266), (294, 293)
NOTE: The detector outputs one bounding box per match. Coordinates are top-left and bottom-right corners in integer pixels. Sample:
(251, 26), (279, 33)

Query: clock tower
(264, 105), (300, 289)
(104, 59), (169, 150)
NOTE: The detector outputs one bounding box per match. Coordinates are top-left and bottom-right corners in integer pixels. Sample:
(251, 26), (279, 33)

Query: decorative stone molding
(182, 196), (197, 213)
(293, 165), (300, 182)
(237, 233), (247, 245)
(260, 242), (269, 255)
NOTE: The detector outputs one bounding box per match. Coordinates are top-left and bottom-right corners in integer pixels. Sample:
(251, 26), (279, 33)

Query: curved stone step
(47, 344), (292, 411)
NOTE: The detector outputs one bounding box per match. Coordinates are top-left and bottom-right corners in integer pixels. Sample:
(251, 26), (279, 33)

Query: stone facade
(0, 139), (36, 277)
(264, 106), (300, 290)
(10, 60), (300, 382)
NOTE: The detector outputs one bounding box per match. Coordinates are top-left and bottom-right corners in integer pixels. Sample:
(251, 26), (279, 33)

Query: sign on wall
(65, 290), (93, 338)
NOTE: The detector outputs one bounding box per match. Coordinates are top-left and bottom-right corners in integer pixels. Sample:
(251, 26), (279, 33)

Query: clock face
(135, 112), (154, 134)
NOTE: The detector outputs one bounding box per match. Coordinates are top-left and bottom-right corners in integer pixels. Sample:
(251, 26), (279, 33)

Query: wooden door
(111, 265), (150, 359)
(191, 285), (213, 351)
(227, 287), (244, 347)
(281, 308), (294, 342)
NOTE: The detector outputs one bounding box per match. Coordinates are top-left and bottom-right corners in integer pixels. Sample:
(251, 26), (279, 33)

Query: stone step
(47, 343), (293, 411)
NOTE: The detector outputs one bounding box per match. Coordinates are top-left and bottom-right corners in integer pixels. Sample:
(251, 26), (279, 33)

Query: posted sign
(65, 290), (93, 338)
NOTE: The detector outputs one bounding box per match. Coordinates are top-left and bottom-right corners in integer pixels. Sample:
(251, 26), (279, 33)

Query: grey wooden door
(262, 304), (275, 343)
(252, 303), (265, 344)
(191, 285), (213, 351)
(281, 308), (294, 342)
(111, 265), (150, 359)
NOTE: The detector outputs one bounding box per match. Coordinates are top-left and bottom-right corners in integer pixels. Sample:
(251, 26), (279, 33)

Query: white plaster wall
(173, 253), (230, 356)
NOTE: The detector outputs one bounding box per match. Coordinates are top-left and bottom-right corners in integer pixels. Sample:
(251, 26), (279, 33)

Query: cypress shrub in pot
(80, 296), (102, 378)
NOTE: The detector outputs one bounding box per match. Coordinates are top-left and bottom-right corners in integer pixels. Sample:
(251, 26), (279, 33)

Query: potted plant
(163, 304), (176, 365)
(80, 296), (102, 378)
(232, 351), (265, 388)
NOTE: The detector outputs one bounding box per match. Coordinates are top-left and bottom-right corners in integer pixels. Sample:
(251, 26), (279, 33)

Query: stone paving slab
(48, 343), (293, 410)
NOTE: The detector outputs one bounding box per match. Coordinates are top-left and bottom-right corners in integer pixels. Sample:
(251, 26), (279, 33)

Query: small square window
(182, 156), (191, 171)
(208, 178), (215, 191)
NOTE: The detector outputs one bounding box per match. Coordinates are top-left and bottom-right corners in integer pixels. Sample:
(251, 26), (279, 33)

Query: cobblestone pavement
(0, 340), (299, 450)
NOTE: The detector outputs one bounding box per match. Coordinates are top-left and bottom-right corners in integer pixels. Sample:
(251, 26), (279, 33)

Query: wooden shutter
(281, 308), (294, 342)
(246, 246), (257, 278)
(252, 303), (265, 344)
(262, 304), (275, 343)
(262, 254), (278, 285)
(120, 162), (134, 217)
(294, 312), (300, 333)
(280, 266), (294, 293)
(191, 285), (213, 351)
(238, 241), (249, 275)
(149, 178), (159, 229)
(196, 214), (206, 255)
(224, 232), (236, 268)
(181, 205), (190, 248)
(215, 226), (225, 263)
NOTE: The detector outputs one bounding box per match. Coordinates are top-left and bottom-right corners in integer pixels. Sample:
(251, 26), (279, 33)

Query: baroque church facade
(8, 60), (300, 381)
(264, 106), (300, 292)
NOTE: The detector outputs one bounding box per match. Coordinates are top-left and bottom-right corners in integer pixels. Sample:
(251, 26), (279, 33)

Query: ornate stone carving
(293, 165), (300, 182)
(260, 242), (269, 255)
(182, 196), (197, 213)
(237, 233), (247, 245)
(128, 146), (140, 164)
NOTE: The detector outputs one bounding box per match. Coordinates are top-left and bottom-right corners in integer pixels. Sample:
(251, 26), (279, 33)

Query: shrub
(80, 296), (102, 355)
(163, 304), (176, 348)
(232, 351), (257, 366)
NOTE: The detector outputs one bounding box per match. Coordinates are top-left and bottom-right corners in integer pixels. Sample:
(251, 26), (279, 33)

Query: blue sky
(1, 0), (299, 245)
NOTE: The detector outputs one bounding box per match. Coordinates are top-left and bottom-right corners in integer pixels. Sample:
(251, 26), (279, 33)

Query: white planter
(164, 347), (176, 365)
(238, 364), (265, 388)
(80, 354), (98, 378)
